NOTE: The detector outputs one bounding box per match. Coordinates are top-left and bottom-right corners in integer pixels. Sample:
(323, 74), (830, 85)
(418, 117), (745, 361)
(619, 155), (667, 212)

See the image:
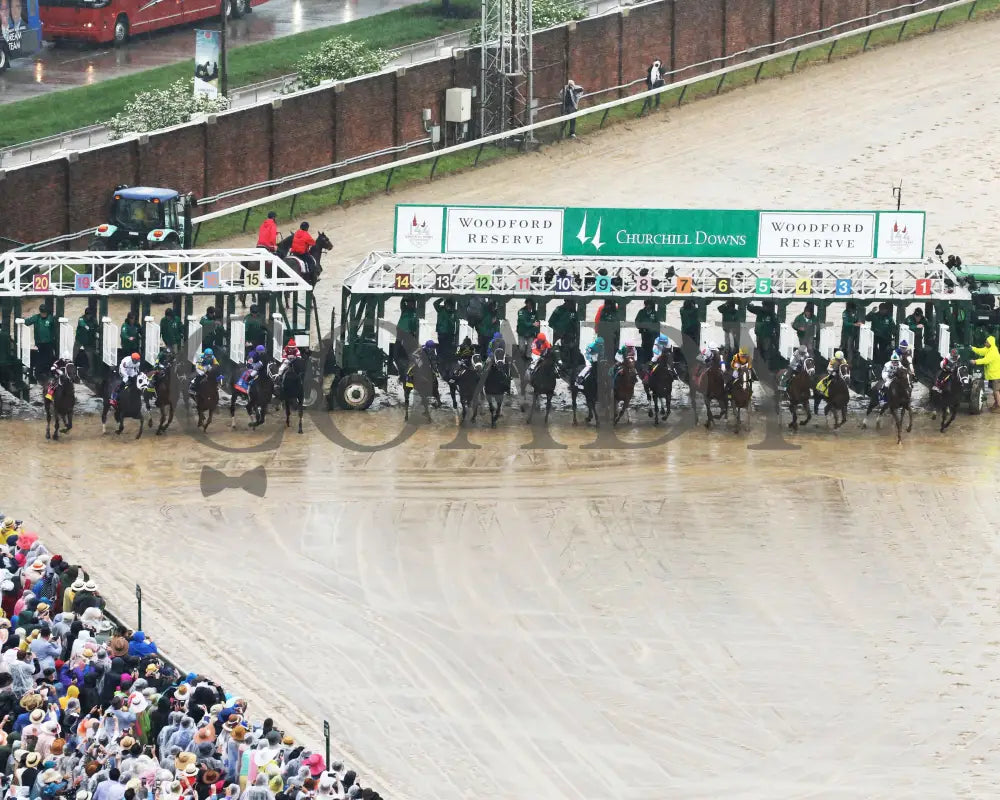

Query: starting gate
(938, 324), (951, 358)
(101, 318), (119, 367)
(58, 317), (73, 360)
(143, 317), (160, 365)
(186, 318), (202, 362)
(15, 320), (32, 370)
(818, 324), (838, 358)
(271, 314), (285, 358)
(229, 319), (246, 363)
(778, 323), (798, 358)
(858, 325), (874, 360)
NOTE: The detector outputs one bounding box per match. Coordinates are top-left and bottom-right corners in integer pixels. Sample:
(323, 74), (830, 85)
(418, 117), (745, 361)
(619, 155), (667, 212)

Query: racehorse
(863, 369), (913, 443)
(102, 374), (147, 439)
(522, 347), (558, 425)
(691, 356), (728, 429)
(930, 365), (966, 433)
(44, 362), (77, 441)
(613, 353), (637, 425)
(816, 362), (851, 429)
(145, 359), (186, 435)
(728, 363), (753, 433)
(403, 350), (441, 423)
(230, 367), (274, 429)
(446, 353), (483, 425)
(578, 360), (600, 427)
(195, 364), (225, 431)
(556, 345), (589, 425)
(276, 232), (332, 304)
(642, 351), (676, 426)
(279, 356), (306, 434)
(483, 347), (512, 428)
(778, 357), (815, 431)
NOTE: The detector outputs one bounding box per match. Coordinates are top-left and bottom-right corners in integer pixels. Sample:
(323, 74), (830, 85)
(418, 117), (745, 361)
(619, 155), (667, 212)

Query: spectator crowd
(0, 513), (377, 800)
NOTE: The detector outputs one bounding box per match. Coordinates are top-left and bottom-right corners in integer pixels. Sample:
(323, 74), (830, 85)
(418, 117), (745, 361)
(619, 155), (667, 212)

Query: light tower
(479, 0), (533, 138)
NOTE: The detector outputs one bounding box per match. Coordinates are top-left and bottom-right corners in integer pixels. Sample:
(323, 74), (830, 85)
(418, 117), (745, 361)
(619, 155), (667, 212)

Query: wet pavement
(0, 0), (425, 103)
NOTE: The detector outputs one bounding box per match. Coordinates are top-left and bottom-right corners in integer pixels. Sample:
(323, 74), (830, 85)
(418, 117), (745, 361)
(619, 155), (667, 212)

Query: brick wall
(726, 0), (776, 61)
(0, 0), (944, 244)
(68, 142), (139, 234)
(620, 2), (672, 96)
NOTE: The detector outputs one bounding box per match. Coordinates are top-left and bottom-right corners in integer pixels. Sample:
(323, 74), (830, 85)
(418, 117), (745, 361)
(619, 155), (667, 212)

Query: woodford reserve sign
(393, 205), (926, 261)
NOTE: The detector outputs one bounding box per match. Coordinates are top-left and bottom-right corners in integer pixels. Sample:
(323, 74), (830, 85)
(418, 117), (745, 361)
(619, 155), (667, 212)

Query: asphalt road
(0, 0), (424, 103)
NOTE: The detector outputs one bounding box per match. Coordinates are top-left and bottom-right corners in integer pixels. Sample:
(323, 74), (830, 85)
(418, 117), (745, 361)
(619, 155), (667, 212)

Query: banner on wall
(194, 29), (221, 98)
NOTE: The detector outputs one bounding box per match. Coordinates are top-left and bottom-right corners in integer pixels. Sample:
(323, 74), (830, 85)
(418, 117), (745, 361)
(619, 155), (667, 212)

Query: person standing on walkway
(561, 80), (585, 138)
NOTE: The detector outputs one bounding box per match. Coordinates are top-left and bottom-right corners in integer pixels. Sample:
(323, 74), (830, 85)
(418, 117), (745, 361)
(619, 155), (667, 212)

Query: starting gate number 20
(32, 274), (51, 292)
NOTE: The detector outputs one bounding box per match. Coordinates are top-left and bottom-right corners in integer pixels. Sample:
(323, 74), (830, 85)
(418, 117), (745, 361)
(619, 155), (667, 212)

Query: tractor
(90, 186), (196, 251)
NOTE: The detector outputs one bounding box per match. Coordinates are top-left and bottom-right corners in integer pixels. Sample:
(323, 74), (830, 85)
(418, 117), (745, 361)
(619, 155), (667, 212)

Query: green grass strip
(1, 0), (478, 148)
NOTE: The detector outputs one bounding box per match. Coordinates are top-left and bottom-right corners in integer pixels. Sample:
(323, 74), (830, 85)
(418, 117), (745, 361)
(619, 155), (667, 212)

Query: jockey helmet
(423, 340), (436, 350)
(950, 349), (959, 359)
(899, 339), (909, 348)
(656, 333), (669, 344)
(287, 338), (296, 347)
(300, 221), (310, 231)
(797, 345), (808, 355)
(204, 348), (214, 357)
(491, 332), (502, 341)
(738, 346), (748, 356)
(255, 345), (266, 354)
(890, 352), (900, 361)
(535, 332), (548, 343)
(834, 350), (844, 360)
(131, 353), (140, 362)
(593, 336), (604, 346)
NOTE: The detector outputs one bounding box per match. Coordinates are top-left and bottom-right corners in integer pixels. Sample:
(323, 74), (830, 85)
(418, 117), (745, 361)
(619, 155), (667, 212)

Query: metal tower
(479, 0), (533, 137)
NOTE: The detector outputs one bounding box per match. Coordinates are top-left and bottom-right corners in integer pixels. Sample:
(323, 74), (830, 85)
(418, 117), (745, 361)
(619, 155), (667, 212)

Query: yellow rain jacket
(972, 335), (1000, 380)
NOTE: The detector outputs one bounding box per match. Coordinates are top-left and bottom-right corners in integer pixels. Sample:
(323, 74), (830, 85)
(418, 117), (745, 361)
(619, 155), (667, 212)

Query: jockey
(896, 339), (915, 373)
(816, 349), (848, 396)
(290, 222), (317, 275)
(651, 333), (671, 362)
(615, 343), (636, 364)
(788, 345), (810, 374)
(576, 336), (605, 386)
(881, 351), (903, 388)
(940, 348), (961, 372)
(119, 352), (142, 384)
(488, 331), (507, 362)
(528, 332), (552, 376)
(456, 336), (475, 359)
(237, 344), (268, 393)
(730, 346), (751, 379)
(190, 348), (220, 395)
(277, 338), (300, 381)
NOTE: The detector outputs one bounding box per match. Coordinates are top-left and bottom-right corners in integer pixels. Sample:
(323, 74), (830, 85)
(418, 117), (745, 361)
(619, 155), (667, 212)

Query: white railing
(191, 0), (981, 230)
(101, 318), (119, 367)
(58, 317), (73, 360)
(0, 249), (310, 296)
(144, 317), (160, 364)
(859, 325), (875, 360)
(938, 323), (951, 358)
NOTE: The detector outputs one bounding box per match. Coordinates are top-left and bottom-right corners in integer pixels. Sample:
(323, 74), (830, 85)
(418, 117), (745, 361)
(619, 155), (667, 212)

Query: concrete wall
(0, 0), (936, 245)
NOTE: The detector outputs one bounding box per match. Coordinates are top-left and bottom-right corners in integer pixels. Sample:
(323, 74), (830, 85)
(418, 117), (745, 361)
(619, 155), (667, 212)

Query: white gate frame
(778, 323), (797, 358)
(143, 317), (160, 364)
(271, 313), (285, 359)
(58, 317), (73, 360)
(229, 318), (246, 362)
(938, 324), (951, 359)
(818, 324), (837, 359)
(14, 319), (32, 369)
(858, 324), (874, 360)
(186, 318), (202, 362)
(101, 317), (118, 367)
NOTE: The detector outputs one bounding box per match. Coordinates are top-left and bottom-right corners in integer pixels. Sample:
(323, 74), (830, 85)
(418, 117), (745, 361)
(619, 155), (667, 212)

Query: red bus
(39, 0), (267, 45)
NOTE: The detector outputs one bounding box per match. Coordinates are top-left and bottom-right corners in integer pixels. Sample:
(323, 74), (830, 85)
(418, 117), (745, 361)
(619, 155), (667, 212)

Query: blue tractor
(90, 185), (196, 251)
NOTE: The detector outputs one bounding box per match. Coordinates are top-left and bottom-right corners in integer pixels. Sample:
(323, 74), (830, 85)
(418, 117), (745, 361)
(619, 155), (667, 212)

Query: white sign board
(757, 212), (876, 260)
(394, 205), (445, 255)
(875, 211), (925, 260)
(445, 206), (564, 256)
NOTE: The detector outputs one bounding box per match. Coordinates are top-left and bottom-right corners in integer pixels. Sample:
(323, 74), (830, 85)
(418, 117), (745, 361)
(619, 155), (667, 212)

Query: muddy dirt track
(5, 16), (1000, 800)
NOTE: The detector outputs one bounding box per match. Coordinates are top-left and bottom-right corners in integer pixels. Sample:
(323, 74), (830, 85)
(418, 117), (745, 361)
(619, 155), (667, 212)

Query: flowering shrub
(107, 79), (231, 139)
(286, 36), (395, 92)
(470, 0), (587, 44)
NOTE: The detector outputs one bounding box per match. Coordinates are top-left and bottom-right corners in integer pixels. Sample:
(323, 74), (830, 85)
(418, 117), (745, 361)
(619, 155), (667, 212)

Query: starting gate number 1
(595, 275), (611, 293)
(32, 274), (50, 292)
(915, 278), (931, 296)
(160, 274), (178, 289)
(117, 274), (134, 290)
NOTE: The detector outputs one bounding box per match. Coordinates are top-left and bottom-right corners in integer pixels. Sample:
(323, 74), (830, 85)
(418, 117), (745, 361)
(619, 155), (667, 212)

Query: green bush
(469, 0), (586, 43)
(286, 36), (396, 92)
(107, 79), (230, 140)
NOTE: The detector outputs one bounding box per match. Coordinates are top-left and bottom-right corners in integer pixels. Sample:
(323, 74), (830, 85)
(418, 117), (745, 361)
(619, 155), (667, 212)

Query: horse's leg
(285, 399), (291, 428)
(45, 405), (52, 440)
(230, 390), (238, 429)
(135, 411), (144, 439)
(297, 400), (304, 434)
(526, 391), (536, 424)
(450, 384), (458, 410)
(403, 387), (411, 422)
(117, 409), (125, 434)
(204, 406), (213, 433)
(545, 393), (552, 424)
(788, 401), (798, 431)
(906, 404), (913, 433)
(570, 387), (578, 426)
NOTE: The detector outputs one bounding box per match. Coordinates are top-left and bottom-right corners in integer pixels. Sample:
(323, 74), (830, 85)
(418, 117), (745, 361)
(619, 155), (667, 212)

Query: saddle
(815, 374), (831, 398)
(44, 381), (56, 401)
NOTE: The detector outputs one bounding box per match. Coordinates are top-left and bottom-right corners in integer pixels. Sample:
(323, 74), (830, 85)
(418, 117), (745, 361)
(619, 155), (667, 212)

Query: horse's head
(471, 353), (484, 372)
(837, 363), (851, 382)
(315, 232), (334, 252)
(65, 363), (78, 382)
(804, 357), (816, 376)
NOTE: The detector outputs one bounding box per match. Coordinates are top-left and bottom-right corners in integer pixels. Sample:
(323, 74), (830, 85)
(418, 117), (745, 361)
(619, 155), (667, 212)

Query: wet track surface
(5, 16), (1000, 800)
(0, 0), (423, 102)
